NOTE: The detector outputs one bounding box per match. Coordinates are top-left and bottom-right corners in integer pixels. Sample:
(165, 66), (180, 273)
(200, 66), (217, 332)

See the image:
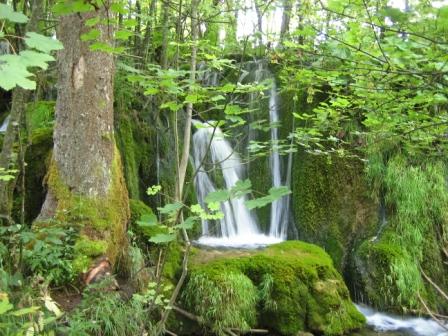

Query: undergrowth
(61, 277), (154, 336)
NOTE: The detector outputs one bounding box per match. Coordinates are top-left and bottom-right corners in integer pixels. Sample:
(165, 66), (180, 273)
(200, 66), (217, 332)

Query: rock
(180, 241), (365, 336)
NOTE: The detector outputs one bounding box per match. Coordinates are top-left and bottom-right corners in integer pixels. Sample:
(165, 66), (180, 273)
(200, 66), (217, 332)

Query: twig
(417, 292), (448, 331)
(172, 305), (202, 323)
(225, 328), (238, 336)
(420, 267), (448, 301)
(164, 330), (178, 336)
(230, 328), (269, 334)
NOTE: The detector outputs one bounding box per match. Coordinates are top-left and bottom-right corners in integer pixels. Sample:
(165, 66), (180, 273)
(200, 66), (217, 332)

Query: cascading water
(356, 304), (448, 336)
(193, 120), (282, 247)
(0, 115), (10, 133)
(268, 81), (289, 238)
(191, 60), (293, 247)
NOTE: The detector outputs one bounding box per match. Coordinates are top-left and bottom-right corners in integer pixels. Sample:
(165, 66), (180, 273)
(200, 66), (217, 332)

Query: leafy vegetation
(0, 0), (447, 334)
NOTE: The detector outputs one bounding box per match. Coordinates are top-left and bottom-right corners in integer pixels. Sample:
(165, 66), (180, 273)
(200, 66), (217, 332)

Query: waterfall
(0, 115), (10, 133)
(268, 81), (289, 238)
(193, 120), (282, 247)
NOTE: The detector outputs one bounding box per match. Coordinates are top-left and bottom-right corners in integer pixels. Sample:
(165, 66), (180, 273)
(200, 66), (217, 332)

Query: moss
(37, 145), (130, 276)
(129, 198), (154, 225)
(74, 236), (108, 257)
(11, 127), (53, 224)
(353, 157), (448, 313)
(292, 152), (378, 271)
(163, 243), (183, 281)
(115, 114), (140, 199)
(182, 241), (365, 336)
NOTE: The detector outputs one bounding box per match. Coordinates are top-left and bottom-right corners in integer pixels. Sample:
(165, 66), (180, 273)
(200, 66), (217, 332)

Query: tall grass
(182, 272), (258, 335)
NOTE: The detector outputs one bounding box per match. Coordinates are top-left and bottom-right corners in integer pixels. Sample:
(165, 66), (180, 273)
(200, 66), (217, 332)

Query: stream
(354, 304), (448, 336)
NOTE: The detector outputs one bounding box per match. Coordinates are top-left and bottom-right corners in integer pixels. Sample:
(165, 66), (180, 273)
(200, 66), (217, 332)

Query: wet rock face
(180, 241), (365, 336)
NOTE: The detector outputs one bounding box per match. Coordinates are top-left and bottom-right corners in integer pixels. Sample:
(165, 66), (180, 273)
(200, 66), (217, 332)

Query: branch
(420, 267), (448, 302)
(417, 292), (448, 331)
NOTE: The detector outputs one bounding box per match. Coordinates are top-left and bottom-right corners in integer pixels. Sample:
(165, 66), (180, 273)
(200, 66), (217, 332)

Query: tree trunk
(280, 0), (292, 41)
(38, 2), (129, 273)
(0, 0), (43, 224)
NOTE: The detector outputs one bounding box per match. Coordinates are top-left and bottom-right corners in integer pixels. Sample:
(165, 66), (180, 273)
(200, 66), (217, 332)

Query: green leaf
(149, 233), (176, 244)
(230, 179), (252, 197)
(110, 2), (127, 14)
(205, 189), (230, 203)
(85, 17), (100, 27)
(157, 202), (183, 215)
(137, 213), (158, 227)
(24, 32), (64, 53)
(90, 42), (125, 54)
(52, 0), (93, 15)
(81, 29), (100, 41)
(19, 50), (55, 70)
(115, 30), (133, 40)
(160, 101), (182, 112)
(245, 186), (291, 210)
(174, 216), (198, 230)
(0, 54), (35, 90)
(0, 297), (13, 315)
(184, 94), (200, 104)
(9, 306), (39, 316)
(0, 4), (28, 23)
(144, 87), (160, 95)
(123, 19), (137, 28)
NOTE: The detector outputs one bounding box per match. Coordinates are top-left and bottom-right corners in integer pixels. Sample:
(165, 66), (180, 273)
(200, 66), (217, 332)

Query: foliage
(183, 272), (258, 335)
(0, 4), (62, 90)
(183, 241), (365, 335)
(62, 277), (154, 336)
(0, 289), (62, 336)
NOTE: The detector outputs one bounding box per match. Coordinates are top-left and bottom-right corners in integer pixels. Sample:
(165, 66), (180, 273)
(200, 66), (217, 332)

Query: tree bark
(0, 0), (43, 224)
(38, 1), (129, 270)
(280, 0), (292, 41)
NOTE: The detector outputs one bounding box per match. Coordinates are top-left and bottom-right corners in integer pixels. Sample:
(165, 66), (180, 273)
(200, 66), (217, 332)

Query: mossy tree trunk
(38, 2), (129, 273)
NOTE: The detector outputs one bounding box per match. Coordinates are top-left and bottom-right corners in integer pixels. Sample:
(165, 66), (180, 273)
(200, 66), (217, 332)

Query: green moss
(11, 127), (53, 224)
(292, 152), (378, 270)
(182, 241), (365, 336)
(74, 236), (108, 257)
(163, 243), (183, 281)
(115, 115), (140, 199)
(129, 198), (153, 225)
(38, 145), (130, 275)
(353, 156), (448, 313)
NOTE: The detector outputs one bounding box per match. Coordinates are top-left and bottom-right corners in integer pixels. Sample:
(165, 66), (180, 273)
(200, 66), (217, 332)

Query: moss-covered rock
(181, 241), (365, 336)
(292, 152), (378, 272)
(352, 157), (448, 314)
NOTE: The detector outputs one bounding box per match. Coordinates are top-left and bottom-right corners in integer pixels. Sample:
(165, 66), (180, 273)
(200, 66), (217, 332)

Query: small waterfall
(0, 115), (10, 133)
(193, 120), (282, 247)
(268, 81), (289, 238)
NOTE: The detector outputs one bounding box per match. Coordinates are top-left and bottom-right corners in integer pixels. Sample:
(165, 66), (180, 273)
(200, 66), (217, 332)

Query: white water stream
(356, 304), (448, 336)
(0, 115), (10, 133)
(192, 120), (282, 248)
(192, 61), (292, 247)
(268, 80), (288, 239)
